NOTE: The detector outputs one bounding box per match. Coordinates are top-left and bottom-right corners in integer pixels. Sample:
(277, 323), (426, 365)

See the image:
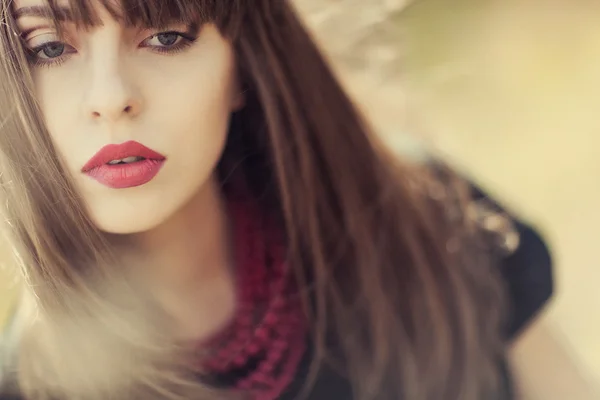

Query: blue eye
(28, 41), (77, 67)
(141, 31), (195, 51)
(155, 32), (180, 46)
(35, 42), (69, 59)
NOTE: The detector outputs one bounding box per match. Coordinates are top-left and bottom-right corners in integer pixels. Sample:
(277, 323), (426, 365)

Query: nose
(84, 60), (143, 122)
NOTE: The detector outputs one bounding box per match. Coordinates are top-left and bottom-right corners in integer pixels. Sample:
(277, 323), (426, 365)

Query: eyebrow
(13, 5), (73, 21)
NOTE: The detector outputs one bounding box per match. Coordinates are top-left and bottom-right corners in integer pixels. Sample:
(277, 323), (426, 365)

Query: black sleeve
(469, 183), (554, 341)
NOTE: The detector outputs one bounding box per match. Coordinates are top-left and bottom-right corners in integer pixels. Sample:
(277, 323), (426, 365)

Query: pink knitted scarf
(200, 194), (308, 400)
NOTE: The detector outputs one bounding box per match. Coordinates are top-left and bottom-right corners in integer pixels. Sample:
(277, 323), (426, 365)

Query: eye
(142, 32), (186, 48)
(33, 42), (75, 60)
(27, 40), (77, 66)
(138, 30), (197, 55)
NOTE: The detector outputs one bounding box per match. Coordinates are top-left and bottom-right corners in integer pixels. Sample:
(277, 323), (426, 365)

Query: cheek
(32, 69), (82, 159)
(150, 49), (237, 163)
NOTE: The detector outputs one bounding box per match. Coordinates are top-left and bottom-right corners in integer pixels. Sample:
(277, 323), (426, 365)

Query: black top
(278, 181), (554, 399)
(0, 179), (554, 400)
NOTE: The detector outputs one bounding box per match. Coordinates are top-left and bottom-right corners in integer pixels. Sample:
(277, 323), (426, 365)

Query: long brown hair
(0, 1), (505, 399)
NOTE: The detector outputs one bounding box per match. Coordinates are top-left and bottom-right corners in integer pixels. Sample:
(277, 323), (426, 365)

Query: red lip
(82, 140), (166, 189)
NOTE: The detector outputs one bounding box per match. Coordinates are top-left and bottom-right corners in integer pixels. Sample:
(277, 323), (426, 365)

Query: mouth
(82, 141), (167, 189)
(105, 156), (149, 165)
(82, 141), (166, 172)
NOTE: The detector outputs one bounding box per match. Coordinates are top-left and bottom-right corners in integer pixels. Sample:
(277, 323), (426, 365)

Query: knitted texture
(201, 195), (307, 400)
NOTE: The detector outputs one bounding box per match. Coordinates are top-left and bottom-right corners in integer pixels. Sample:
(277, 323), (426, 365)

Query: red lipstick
(82, 141), (166, 189)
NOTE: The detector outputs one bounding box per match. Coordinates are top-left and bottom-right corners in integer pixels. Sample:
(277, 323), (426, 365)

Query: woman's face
(13, 0), (244, 234)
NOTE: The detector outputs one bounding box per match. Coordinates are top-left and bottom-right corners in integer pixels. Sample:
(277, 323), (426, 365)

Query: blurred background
(295, 0), (600, 398)
(2, 0), (599, 398)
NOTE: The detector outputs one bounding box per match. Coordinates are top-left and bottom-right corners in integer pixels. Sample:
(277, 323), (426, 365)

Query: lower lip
(84, 159), (165, 189)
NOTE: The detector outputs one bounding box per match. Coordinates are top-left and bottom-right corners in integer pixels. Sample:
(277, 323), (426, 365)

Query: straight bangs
(17, 0), (247, 38)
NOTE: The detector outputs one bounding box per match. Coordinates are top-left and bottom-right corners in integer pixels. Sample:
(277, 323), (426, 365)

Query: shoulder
(411, 158), (553, 341)
(426, 160), (554, 340)
(468, 181), (554, 340)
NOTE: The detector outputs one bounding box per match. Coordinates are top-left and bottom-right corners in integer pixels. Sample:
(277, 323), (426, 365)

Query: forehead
(13, 0), (78, 15)
(12, 0), (64, 15)
(14, 0), (65, 4)
(9, 0), (243, 41)
(11, 0), (204, 30)
(13, 0), (66, 7)
(12, 0), (114, 26)
(12, 0), (120, 10)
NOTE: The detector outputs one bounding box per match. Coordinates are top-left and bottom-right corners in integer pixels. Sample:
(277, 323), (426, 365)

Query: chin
(95, 216), (168, 235)
(89, 206), (175, 235)
(82, 173), (219, 235)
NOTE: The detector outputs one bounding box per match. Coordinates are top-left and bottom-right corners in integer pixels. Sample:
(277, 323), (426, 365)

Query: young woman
(0, 0), (552, 399)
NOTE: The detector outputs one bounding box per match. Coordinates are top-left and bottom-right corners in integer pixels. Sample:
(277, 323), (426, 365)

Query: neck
(127, 176), (237, 340)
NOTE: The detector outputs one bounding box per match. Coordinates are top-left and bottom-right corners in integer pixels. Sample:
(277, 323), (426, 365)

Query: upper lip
(82, 140), (166, 172)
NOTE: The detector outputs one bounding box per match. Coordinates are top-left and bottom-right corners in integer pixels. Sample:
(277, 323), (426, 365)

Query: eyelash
(27, 31), (197, 68)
